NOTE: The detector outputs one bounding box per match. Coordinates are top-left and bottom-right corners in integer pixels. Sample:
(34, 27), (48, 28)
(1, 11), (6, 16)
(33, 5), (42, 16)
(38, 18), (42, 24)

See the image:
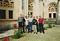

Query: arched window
(28, 0), (34, 17)
(48, 2), (57, 18)
(48, 2), (57, 12)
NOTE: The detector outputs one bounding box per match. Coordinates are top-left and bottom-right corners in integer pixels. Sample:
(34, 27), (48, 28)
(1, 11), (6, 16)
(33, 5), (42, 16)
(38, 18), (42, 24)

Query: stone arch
(48, 2), (57, 19)
(48, 2), (57, 12)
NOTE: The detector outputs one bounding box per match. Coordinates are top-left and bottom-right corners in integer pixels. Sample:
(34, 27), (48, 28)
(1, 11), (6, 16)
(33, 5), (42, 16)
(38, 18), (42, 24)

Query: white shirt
(25, 18), (29, 25)
(28, 17), (33, 22)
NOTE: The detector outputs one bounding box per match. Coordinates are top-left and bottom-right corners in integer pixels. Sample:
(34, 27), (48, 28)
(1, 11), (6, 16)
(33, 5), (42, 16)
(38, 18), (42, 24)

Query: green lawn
(0, 25), (60, 41)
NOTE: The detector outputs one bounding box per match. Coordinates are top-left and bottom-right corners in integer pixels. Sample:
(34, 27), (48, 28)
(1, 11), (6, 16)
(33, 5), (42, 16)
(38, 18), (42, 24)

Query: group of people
(18, 16), (45, 34)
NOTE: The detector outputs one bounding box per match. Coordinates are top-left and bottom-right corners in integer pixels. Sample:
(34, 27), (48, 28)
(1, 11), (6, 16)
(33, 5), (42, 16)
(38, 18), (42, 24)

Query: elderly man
(18, 14), (25, 33)
(18, 16), (23, 32)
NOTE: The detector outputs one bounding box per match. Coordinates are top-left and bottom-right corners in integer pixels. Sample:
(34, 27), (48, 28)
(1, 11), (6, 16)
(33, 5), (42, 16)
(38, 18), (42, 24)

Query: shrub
(14, 29), (22, 39)
(6, 23), (14, 29)
(48, 23), (52, 28)
(44, 27), (48, 30)
(43, 24), (48, 30)
(52, 24), (55, 27)
(0, 23), (13, 33)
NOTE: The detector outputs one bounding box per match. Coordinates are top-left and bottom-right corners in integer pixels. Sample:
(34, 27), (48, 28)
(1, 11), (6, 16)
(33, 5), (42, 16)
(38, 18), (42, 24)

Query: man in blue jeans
(28, 16), (33, 32)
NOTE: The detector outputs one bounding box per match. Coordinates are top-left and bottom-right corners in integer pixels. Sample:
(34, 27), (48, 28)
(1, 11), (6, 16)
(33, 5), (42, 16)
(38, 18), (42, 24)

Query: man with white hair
(18, 14), (24, 33)
(18, 14), (25, 32)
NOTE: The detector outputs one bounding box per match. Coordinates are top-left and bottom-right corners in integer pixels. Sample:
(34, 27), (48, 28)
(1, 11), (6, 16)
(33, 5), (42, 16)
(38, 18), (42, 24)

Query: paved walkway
(0, 25), (60, 41)
(0, 29), (14, 38)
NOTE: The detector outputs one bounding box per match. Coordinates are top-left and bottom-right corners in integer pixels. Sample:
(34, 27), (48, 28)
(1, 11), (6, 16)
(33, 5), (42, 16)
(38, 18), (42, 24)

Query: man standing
(25, 16), (29, 32)
(18, 16), (23, 33)
(38, 16), (45, 34)
(22, 17), (25, 33)
(28, 16), (33, 32)
(32, 16), (37, 34)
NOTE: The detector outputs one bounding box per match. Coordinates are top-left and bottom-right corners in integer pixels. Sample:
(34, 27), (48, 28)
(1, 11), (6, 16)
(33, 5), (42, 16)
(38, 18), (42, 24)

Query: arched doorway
(48, 2), (57, 19)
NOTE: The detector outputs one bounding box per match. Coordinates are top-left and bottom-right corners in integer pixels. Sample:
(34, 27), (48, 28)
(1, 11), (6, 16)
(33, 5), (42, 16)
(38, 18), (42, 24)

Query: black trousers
(18, 22), (25, 33)
(39, 23), (45, 33)
(18, 22), (23, 28)
(22, 25), (25, 32)
(36, 23), (39, 32)
(22, 22), (25, 33)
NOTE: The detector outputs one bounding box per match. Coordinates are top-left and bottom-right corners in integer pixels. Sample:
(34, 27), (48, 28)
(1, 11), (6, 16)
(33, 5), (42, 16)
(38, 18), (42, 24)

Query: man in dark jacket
(18, 16), (23, 33)
(32, 17), (37, 34)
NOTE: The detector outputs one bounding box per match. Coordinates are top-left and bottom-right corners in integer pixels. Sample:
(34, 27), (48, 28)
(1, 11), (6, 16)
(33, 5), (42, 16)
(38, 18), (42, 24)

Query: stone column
(14, 0), (22, 20)
(39, 0), (44, 18)
(33, 0), (40, 16)
(56, 0), (60, 24)
(43, 0), (48, 19)
(23, 0), (28, 16)
(6, 10), (9, 19)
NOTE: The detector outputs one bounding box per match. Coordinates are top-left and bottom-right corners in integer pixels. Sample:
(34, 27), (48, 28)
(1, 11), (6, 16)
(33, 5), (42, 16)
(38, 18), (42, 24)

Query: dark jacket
(32, 19), (37, 25)
(22, 17), (25, 26)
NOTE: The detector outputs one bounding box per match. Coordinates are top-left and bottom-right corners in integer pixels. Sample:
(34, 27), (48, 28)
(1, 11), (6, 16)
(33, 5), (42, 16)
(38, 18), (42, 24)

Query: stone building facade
(14, 0), (60, 24)
(0, 0), (60, 25)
